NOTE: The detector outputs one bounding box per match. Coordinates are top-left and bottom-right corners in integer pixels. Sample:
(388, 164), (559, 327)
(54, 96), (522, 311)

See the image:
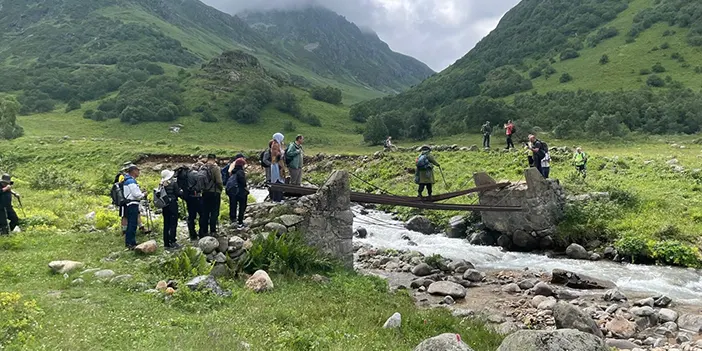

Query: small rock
(487, 314), (506, 324)
(565, 243), (590, 260)
(85, 211), (96, 220)
(412, 263), (434, 277)
(497, 329), (607, 351)
(413, 333), (473, 351)
(198, 236), (219, 254)
(410, 278), (433, 289)
(48, 260), (85, 274)
(213, 252), (227, 263)
(462, 269), (485, 283)
(553, 301), (604, 338)
(654, 295), (672, 307)
(264, 222), (287, 234)
(165, 287), (176, 295)
(676, 332), (691, 344)
(538, 299), (557, 311)
(156, 280), (168, 290)
(94, 269), (115, 280)
(604, 288), (627, 302)
(451, 309), (474, 318)
(443, 295), (455, 305)
(383, 312), (402, 329)
(217, 237), (228, 253)
(501, 283), (521, 294)
(589, 253), (601, 261)
(659, 308), (679, 323)
(605, 339), (639, 350)
(229, 236), (245, 250)
(427, 281), (467, 299)
(605, 304), (619, 314)
(186, 275), (231, 297)
(134, 240), (158, 254)
(71, 278), (84, 286)
(496, 322), (519, 335)
(634, 297), (655, 307)
(354, 227), (368, 238)
(110, 274), (133, 284)
(277, 214), (304, 227)
(532, 282), (554, 297)
(631, 306), (655, 317)
(448, 260), (474, 273)
(245, 270), (274, 293)
(518, 278), (538, 290)
(531, 295), (549, 308)
(606, 316), (637, 339)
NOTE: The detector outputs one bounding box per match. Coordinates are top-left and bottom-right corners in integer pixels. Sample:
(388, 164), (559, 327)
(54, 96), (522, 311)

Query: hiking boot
(126, 244), (137, 251)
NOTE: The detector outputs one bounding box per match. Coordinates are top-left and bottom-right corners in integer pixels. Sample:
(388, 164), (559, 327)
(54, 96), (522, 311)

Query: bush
(299, 112), (321, 127)
(560, 48), (580, 61)
(639, 68), (651, 75)
(200, 110), (218, 123)
(650, 240), (701, 267)
(243, 232), (335, 275)
(615, 233), (652, 263)
(83, 109), (94, 119)
(528, 68), (542, 79)
(0, 97), (24, 140)
(363, 115), (389, 145)
(646, 74), (665, 87)
(0, 292), (42, 348)
(660, 42), (670, 49)
(599, 54), (610, 65)
(559, 73), (573, 83)
(282, 120), (296, 133)
(153, 247), (213, 280)
(310, 86), (342, 105)
(652, 62), (666, 73)
(65, 99), (81, 113)
(273, 91), (301, 117)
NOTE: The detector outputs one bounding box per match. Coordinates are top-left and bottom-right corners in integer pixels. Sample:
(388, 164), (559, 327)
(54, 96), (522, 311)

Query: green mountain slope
(354, 0), (702, 141)
(241, 7), (434, 93)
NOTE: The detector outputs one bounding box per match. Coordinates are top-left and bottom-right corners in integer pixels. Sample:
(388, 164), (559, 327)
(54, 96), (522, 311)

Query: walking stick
(143, 196), (153, 233)
(13, 193), (26, 218)
(438, 166), (449, 190)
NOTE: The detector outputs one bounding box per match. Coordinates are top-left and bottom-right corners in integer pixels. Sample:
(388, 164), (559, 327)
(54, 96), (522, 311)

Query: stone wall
(475, 168), (566, 251)
(295, 170), (354, 268)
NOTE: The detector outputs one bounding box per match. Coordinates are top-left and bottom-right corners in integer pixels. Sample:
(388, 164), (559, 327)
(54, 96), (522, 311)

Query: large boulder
(497, 329), (607, 351)
(677, 314), (702, 333)
(469, 232), (495, 246)
(427, 281), (467, 299)
(512, 230), (538, 250)
(134, 240), (158, 254)
(553, 302), (604, 338)
(411, 263), (434, 277)
(551, 269), (615, 290)
(659, 308), (679, 323)
(48, 260), (84, 274)
(462, 269), (485, 283)
(565, 244), (590, 260)
(198, 236), (220, 254)
(414, 333), (473, 351)
(264, 222), (287, 234)
(245, 270), (274, 293)
(447, 216), (467, 238)
(406, 216), (437, 235)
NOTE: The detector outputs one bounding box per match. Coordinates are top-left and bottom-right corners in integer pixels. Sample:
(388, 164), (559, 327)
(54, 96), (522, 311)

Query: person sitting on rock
(415, 145), (440, 199)
(0, 174), (19, 235)
(384, 136), (396, 151)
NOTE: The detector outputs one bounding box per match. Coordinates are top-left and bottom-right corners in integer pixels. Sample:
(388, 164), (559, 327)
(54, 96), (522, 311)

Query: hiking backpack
(221, 163), (231, 187)
(110, 182), (128, 207)
(199, 165), (215, 192)
(225, 169), (240, 196)
(187, 169), (205, 197)
(416, 154), (431, 170)
(260, 149), (272, 168)
(153, 185), (170, 209)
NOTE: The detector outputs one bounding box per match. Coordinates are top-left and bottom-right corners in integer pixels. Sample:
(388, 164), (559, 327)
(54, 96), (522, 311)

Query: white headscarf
(273, 132), (284, 144)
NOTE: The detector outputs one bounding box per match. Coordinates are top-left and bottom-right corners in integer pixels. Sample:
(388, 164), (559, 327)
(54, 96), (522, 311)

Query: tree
(652, 62), (666, 73)
(65, 99), (81, 113)
(363, 115), (389, 145)
(405, 108), (433, 141)
(647, 74), (665, 87)
(273, 91), (301, 117)
(310, 86), (342, 104)
(560, 48), (580, 61)
(83, 109), (94, 119)
(560, 73), (573, 83)
(0, 96), (24, 140)
(599, 54), (610, 65)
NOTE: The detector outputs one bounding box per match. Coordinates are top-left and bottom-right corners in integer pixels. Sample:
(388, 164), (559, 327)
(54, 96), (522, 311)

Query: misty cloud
(200, 0), (520, 71)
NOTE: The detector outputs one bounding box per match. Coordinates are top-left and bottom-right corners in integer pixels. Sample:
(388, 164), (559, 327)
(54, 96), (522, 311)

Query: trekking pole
(13, 194), (26, 218)
(438, 166), (449, 190)
(143, 195), (153, 233)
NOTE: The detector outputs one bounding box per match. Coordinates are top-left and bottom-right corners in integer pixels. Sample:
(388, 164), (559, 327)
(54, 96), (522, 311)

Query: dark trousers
(418, 183), (433, 197)
(483, 134), (490, 148)
(541, 167), (550, 179)
(0, 205), (18, 234)
(200, 192), (221, 236)
(185, 197), (202, 240)
(576, 165), (587, 178)
(125, 205), (139, 247)
(534, 159), (543, 176)
(228, 194), (247, 225)
(269, 181), (284, 202)
(162, 203), (178, 247)
(506, 135), (514, 149)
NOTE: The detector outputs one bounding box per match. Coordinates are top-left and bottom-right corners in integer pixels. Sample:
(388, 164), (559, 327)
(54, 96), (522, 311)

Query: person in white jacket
(122, 165), (145, 249)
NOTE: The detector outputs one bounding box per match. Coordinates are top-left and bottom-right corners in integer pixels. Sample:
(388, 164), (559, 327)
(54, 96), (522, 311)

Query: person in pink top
(504, 120), (515, 149)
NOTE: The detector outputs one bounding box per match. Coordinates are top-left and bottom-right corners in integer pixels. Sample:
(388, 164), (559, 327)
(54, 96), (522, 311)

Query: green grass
(531, 0), (702, 93)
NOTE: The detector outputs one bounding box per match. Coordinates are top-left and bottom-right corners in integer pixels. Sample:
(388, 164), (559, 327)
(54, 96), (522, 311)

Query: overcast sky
(201, 0), (521, 71)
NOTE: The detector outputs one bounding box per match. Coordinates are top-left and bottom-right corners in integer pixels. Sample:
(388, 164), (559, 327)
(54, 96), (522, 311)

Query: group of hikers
(107, 133), (305, 250)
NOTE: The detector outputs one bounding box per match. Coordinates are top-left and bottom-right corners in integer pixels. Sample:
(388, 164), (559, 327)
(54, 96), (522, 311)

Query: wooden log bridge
(268, 181), (524, 212)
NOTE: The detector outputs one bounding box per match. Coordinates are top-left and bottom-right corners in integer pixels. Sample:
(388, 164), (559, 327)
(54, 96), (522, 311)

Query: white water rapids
(249, 189), (702, 304)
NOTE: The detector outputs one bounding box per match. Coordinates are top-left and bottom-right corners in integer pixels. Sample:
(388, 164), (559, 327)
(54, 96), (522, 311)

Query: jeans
(200, 192), (221, 236)
(541, 167), (550, 179)
(125, 205), (139, 247)
(418, 183), (433, 197)
(506, 135), (514, 149)
(162, 202), (178, 247)
(0, 205), (18, 234)
(289, 168), (302, 185)
(228, 194), (247, 225)
(185, 197), (202, 240)
(483, 134), (490, 148)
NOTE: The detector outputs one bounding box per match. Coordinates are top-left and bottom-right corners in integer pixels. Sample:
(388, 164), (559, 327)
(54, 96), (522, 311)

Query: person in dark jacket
(528, 134), (547, 177)
(200, 154), (223, 237)
(0, 174), (19, 235)
(480, 121), (492, 149)
(160, 169), (182, 250)
(226, 158), (249, 228)
(415, 146), (440, 199)
(183, 162), (204, 241)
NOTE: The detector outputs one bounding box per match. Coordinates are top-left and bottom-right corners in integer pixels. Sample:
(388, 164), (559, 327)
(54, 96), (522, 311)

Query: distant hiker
(179, 162), (205, 240)
(115, 164), (149, 235)
(481, 121), (492, 149)
(286, 134), (304, 186)
(0, 174), (19, 235)
(261, 144), (273, 184)
(226, 157), (249, 228)
(528, 134), (548, 178)
(504, 120), (515, 149)
(572, 147), (589, 179)
(123, 165), (145, 249)
(157, 169), (182, 250)
(384, 136), (395, 151)
(199, 154), (223, 237)
(415, 145), (440, 199)
(269, 133), (286, 203)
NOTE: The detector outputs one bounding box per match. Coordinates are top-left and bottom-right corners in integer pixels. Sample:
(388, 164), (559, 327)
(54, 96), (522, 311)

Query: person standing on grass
(199, 154), (223, 237)
(122, 165), (145, 249)
(160, 169), (182, 250)
(504, 120), (515, 149)
(0, 174), (19, 235)
(226, 157), (249, 229)
(116, 164), (149, 236)
(286, 134), (304, 186)
(528, 134), (548, 178)
(415, 145), (440, 199)
(572, 147), (589, 179)
(481, 121), (493, 149)
(269, 133), (286, 203)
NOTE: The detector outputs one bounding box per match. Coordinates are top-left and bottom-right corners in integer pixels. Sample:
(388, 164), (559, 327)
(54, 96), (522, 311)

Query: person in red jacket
(504, 120), (515, 149)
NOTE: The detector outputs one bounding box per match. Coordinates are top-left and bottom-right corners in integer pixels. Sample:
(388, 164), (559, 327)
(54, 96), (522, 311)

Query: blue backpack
(221, 163), (231, 186)
(416, 154), (431, 170)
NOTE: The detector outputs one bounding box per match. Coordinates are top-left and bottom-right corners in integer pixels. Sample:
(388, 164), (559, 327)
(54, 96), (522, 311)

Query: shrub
(560, 48), (580, 61)
(0, 292), (42, 349)
(651, 240), (701, 267)
(243, 232), (335, 275)
(83, 109), (94, 119)
(529, 68), (542, 79)
(652, 62), (666, 73)
(200, 110), (218, 123)
(639, 68), (651, 75)
(660, 42), (670, 49)
(29, 166), (76, 190)
(310, 86), (342, 105)
(299, 112), (321, 127)
(363, 115), (389, 145)
(615, 233), (652, 263)
(559, 73), (573, 83)
(273, 91), (301, 117)
(282, 120), (296, 133)
(153, 247), (213, 280)
(65, 99), (81, 113)
(646, 74), (665, 87)
(599, 54), (610, 65)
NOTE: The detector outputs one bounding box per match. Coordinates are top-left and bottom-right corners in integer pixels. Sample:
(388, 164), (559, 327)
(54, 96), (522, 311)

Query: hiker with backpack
(114, 164), (149, 236)
(415, 145), (440, 199)
(286, 135), (304, 186)
(528, 134), (549, 178)
(0, 174), (19, 235)
(261, 142), (273, 183)
(222, 153), (245, 189)
(122, 165), (145, 249)
(269, 133), (286, 203)
(572, 147), (588, 179)
(155, 169), (183, 250)
(199, 154), (223, 237)
(176, 162), (205, 241)
(481, 121), (492, 149)
(504, 120), (516, 150)
(226, 157), (249, 228)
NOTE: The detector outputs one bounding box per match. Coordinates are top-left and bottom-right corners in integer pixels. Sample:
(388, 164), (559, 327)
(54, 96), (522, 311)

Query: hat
(234, 158), (247, 167)
(420, 145), (431, 151)
(127, 164), (139, 172)
(161, 170), (175, 182)
(0, 174), (13, 185)
(234, 153), (245, 160)
(207, 153), (217, 160)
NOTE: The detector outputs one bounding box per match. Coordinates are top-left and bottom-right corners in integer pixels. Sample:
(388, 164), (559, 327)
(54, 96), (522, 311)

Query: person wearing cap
(200, 154), (223, 237)
(159, 169), (182, 249)
(286, 134), (305, 186)
(0, 174), (19, 235)
(123, 165), (145, 249)
(415, 146), (440, 199)
(116, 164), (149, 236)
(226, 157), (249, 228)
